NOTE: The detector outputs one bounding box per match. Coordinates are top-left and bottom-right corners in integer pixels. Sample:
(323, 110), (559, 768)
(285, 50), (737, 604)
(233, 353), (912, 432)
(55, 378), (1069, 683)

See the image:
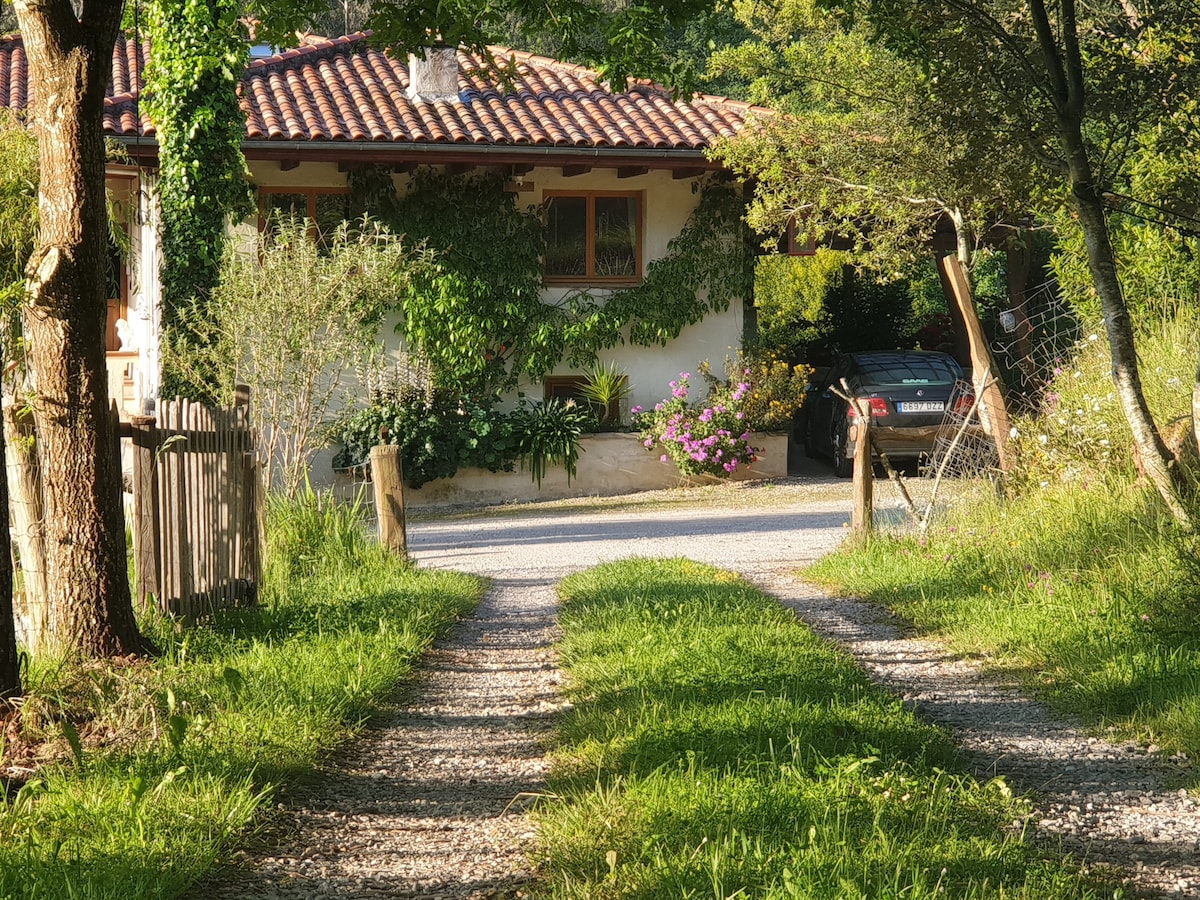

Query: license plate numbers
(898, 401), (944, 413)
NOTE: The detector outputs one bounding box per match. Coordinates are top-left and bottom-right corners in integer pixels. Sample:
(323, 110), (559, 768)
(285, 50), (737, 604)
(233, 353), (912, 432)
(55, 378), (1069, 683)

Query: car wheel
(831, 414), (853, 478)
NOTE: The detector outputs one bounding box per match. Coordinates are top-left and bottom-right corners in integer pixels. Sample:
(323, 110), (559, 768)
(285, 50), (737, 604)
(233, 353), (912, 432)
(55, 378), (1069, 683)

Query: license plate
(898, 401), (944, 413)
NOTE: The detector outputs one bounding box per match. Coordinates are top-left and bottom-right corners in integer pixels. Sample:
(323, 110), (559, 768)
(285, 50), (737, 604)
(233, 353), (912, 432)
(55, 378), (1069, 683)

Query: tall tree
(13, 0), (153, 658)
(712, 0), (1032, 467)
(838, 0), (1200, 523)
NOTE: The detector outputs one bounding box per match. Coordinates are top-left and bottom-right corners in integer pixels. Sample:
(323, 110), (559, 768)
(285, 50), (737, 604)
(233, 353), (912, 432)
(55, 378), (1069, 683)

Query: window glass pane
(545, 196), (588, 277)
(314, 193), (351, 245)
(855, 353), (960, 387)
(263, 192), (308, 225)
(593, 196), (637, 277)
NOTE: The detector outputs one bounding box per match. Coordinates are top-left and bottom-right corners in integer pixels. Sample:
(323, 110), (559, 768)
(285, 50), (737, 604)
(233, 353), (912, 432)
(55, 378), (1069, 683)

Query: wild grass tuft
(0, 490), (484, 899)
(809, 315), (1200, 765)
(536, 558), (1107, 899)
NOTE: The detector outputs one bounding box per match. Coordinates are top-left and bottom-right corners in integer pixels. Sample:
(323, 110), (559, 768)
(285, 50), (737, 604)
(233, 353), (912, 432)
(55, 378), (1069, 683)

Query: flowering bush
(698, 349), (812, 432)
(632, 373), (759, 477)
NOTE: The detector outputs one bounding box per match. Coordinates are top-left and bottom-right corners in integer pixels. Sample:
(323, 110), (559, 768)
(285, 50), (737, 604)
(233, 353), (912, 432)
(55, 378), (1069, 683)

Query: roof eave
(114, 136), (729, 172)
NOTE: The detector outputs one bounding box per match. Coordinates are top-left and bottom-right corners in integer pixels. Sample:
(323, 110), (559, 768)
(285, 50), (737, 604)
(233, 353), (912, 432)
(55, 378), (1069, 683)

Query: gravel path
(193, 478), (1198, 899)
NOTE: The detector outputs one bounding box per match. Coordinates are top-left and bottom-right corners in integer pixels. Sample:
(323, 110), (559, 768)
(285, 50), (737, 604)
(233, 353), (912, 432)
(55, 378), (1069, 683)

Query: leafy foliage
(144, 0), (255, 400)
(753, 249), (944, 362)
(350, 167), (560, 398)
(577, 361), (632, 428)
(330, 388), (525, 488)
(330, 389), (594, 488)
(351, 169), (755, 391)
(0, 110), (37, 306)
(698, 348), (812, 432)
(166, 216), (432, 495)
(355, 0), (717, 91)
(710, 0), (1040, 269)
(511, 398), (594, 487)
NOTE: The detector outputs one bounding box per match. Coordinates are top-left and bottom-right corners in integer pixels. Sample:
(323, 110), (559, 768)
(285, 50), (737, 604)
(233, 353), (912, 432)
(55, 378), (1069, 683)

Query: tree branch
(1028, 0), (1072, 110)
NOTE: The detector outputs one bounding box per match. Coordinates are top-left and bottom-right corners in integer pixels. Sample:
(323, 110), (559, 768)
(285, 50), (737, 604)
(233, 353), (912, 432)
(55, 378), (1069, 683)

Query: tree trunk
(13, 1), (154, 657)
(1074, 193), (1189, 524)
(1027, 0), (1190, 525)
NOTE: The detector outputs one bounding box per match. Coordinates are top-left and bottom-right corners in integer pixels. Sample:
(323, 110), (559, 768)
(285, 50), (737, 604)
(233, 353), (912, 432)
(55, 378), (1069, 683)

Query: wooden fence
(129, 387), (261, 620)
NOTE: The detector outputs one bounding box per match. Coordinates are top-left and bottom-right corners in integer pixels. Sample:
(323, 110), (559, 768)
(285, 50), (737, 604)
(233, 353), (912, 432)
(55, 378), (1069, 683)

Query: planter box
(337, 431), (788, 508)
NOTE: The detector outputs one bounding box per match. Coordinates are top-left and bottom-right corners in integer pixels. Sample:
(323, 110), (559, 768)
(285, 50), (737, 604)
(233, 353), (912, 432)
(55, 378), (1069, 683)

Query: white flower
(1088, 334), (1098, 341)
(1038, 434), (1048, 445)
(1010, 426), (1020, 438)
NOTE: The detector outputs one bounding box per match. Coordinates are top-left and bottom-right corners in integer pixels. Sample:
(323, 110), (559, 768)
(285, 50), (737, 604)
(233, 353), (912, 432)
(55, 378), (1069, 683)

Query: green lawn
(535, 557), (1108, 899)
(0, 494), (484, 899)
(808, 480), (1200, 764)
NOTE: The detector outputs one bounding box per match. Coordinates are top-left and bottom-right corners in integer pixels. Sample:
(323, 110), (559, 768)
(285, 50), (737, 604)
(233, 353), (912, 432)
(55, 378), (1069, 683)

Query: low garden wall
(336, 431), (788, 508)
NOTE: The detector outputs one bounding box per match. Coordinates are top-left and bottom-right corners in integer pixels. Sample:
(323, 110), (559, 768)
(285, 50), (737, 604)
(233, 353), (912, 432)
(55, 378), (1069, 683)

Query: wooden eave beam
(617, 166), (649, 178)
(562, 164), (592, 177)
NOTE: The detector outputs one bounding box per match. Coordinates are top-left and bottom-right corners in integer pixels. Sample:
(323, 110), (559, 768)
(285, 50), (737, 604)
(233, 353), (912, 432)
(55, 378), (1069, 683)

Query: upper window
(258, 188), (351, 247)
(544, 191), (642, 285)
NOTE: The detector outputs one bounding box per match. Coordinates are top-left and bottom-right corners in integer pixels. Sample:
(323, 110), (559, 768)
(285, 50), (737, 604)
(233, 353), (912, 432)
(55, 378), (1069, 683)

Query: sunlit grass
(0, 491), (484, 899)
(808, 313), (1200, 764)
(535, 558), (1107, 899)
(809, 479), (1200, 762)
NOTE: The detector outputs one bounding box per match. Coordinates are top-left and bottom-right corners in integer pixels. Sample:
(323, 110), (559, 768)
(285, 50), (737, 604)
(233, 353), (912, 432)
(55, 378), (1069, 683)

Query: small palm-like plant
(578, 362), (632, 428)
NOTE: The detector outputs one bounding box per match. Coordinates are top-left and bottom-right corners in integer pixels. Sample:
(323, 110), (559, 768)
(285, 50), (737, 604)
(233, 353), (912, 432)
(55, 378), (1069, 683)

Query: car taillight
(847, 398), (890, 417)
(954, 394), (975, 415)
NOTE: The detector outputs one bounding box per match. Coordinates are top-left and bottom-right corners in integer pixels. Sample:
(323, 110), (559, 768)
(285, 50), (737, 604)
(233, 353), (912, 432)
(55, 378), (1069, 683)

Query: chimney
(406, 45), (460, 102)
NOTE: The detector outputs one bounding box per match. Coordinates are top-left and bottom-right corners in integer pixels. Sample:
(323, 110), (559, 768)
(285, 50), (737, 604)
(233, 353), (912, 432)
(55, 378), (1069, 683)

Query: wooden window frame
(543, 190), (644, 286)
(104, 170), (137, 354)
(786, 217), (817, 256)
(257, 187), (351, 237)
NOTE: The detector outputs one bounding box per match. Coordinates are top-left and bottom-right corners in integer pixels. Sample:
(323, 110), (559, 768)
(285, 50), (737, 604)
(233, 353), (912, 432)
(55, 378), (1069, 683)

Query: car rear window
(854, 355), (959, 388)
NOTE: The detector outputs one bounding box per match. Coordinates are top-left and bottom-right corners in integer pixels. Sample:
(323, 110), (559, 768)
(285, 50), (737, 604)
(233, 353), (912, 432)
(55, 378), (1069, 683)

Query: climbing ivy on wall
(145, 0), (253, 400)
(349, 167), (753, 394)
(350, 166), (562, 398)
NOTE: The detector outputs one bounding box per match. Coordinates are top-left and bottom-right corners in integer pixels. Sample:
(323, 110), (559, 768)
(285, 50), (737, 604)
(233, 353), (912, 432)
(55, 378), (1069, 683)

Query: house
(1, 31), (769, 476)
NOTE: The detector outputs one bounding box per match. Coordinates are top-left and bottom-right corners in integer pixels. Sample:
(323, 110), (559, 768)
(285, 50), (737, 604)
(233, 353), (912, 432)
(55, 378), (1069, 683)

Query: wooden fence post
(3, 402), (48, 649)
(370, 444), (407, 556)
(851, 397), (874, 537)
(130, 413), (160, 611)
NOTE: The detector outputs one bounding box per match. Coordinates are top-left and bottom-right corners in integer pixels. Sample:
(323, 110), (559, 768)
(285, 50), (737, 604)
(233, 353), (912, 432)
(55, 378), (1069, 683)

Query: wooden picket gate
(128, 387), (261, 620)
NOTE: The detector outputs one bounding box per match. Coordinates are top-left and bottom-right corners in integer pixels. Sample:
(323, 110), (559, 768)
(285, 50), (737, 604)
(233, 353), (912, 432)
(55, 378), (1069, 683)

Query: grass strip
(0, 495), (484, 899)
(538, 557), (1108, 899)
(807, 480), (1200, 765)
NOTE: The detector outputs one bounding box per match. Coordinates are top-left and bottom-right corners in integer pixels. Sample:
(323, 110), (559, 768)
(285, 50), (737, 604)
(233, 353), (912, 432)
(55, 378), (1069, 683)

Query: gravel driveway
(191, 477), (1198, 899)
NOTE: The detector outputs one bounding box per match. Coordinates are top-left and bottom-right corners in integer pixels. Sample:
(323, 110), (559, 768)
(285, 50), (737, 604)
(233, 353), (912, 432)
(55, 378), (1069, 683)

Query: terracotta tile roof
(0, 30), (766, 154)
